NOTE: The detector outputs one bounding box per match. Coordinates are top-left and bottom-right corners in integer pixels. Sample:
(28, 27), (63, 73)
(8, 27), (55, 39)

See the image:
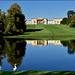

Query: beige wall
(26, 20), (32, 25)
(43, 18), (48, 24)
(31, 18), (37, 25)
(53, 18), (62, 24)
(26, 18), (62, 25)
(48, 20), (54, 24)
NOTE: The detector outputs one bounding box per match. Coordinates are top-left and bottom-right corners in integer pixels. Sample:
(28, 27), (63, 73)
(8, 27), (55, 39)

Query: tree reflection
(0, 39), (6, 70)
(4, 39), (26, 70)
(61, 40), (75, 54)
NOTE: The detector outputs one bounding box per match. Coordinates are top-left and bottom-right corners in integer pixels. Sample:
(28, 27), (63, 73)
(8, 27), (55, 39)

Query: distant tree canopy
(67, 10), (75, 18)
(69, 15), (75, 27)
(66, 17), (71, 25)
(60, 18), (67, 24)
(5, 3), (26, 33)
(60, 17), (71, 25)
(61, 10), (75, 27)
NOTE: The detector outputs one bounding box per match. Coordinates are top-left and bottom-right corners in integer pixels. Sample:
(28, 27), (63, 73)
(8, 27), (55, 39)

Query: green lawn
(1, 70), (75, 75)
(4, 24), (75, 40)
(25, 24), (75, 36)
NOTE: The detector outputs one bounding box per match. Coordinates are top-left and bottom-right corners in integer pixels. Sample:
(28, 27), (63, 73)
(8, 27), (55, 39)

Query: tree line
(0, 3), (26, 35)
(61, 10), (75, 27)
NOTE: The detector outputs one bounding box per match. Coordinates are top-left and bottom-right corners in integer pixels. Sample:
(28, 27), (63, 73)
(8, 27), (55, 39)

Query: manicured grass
(25, 24), (75, 36)
(0, 71), (75, 75)
(4, 36), (75, 41)
(4, 24), (75, 40)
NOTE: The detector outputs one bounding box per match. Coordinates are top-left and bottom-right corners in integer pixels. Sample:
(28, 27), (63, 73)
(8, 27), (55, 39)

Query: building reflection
(26, 40), (62, 46)
(26, 40), (75, 55)
(26, 40), (48, 46)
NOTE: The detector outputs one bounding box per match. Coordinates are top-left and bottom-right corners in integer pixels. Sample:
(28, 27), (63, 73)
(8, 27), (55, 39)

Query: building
(26, 18), (62, 25)
(49, 18), (62, 24)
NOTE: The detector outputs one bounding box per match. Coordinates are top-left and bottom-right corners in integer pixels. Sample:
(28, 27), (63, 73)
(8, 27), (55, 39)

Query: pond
(0, 39), (75, 71)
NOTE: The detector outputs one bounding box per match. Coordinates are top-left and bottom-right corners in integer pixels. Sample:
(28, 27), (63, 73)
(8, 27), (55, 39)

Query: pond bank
(3, 36), (75, 40)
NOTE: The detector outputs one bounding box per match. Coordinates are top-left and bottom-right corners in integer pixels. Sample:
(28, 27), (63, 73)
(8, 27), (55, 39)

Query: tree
(6, 3), (26, 33)
(66, 17), (71, 25)
(0, 9), (5, 32)
(60, 17), (67, 24)
(0, 21), (5, 32)
(69, 15), (75, 27)
(7, 3), (22, 16)
(69, 20), (75, 27)
(12, 24), (17, 32)
(5, 21), (12, 32)
(67, 10), (75, 18)
(15, 13), (26, 32)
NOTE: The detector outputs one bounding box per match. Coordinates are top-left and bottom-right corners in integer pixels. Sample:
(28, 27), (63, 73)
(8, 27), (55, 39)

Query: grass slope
(1, 71), (75, 75)
(25, 24), (75, 36)
(4, 24), (75, 40)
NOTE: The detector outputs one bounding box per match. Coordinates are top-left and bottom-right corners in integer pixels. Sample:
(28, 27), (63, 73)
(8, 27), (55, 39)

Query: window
(34, 41), (36, 43)
(43, 21), (45, 23)
(57, 21), (59, 23)
(54, 21), (56, 23)
(34, 21), (36, 23)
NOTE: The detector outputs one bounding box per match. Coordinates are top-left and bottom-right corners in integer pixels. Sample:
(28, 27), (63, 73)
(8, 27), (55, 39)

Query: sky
(0, 1), (75, 20)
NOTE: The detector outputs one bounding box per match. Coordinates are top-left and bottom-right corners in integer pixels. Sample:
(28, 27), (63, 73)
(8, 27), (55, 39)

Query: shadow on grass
(3, 29), (43, 37)
(25, 29), (43, 32)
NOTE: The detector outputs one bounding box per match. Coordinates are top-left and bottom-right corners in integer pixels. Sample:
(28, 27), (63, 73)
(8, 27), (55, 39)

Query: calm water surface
(0, 39), (75, 71)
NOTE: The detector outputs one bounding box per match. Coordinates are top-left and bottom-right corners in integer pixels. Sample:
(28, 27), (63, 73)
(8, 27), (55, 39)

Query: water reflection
(61, 40), (75, 54)
(0, 39), (63, 71)
(1, 39), (75, 71)
(0, 39), (6, 70)
(0, 39), (26, 71)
